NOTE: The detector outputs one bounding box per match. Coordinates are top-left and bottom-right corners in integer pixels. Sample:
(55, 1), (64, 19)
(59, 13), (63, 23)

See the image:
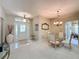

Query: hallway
(9, 40), (79, 59)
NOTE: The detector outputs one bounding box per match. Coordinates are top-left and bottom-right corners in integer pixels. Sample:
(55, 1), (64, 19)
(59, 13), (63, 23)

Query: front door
(14, 18), (30, 42)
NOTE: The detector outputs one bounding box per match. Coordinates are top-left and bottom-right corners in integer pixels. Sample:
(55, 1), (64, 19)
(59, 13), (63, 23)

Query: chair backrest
(48, 33), (55, 41)
(59, 32), (64, 40)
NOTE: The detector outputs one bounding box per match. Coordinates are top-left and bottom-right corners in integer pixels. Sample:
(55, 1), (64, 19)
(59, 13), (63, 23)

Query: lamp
(53, 9), (63, 26)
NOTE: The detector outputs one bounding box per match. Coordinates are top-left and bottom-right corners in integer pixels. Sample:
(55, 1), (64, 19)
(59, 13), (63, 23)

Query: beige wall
(32, 16), (40, 40)
(32, 16), (67, 41)
(39, 17), (50, 40)
(50, 18), (65, 36)
(32, 16), (50, 41)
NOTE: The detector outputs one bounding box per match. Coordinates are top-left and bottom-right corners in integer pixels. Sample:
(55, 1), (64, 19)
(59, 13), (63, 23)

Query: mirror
(41, 23), (49, 30)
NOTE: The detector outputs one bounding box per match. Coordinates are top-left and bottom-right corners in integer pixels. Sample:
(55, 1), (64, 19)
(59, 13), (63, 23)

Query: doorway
(14, 18), (30, 42)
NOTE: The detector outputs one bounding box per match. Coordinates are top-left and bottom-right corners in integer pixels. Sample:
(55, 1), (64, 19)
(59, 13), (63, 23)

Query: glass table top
(0, 51), (7, 58)
(0, 43), (10, 59)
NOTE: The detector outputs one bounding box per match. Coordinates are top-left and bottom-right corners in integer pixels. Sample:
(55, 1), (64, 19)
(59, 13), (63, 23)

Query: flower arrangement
(8, 25), (13, 34)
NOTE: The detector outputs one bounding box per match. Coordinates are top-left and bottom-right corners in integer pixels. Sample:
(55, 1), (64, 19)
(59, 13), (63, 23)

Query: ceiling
(1, 0), (79, 18)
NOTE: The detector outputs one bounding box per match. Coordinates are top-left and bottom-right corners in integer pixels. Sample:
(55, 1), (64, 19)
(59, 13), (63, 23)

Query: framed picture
(41, 23), (49, 30)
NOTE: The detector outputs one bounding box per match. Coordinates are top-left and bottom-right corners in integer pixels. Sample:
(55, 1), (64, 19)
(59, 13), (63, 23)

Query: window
(20, 24), (26, 32)
(72, 23), (78, 34)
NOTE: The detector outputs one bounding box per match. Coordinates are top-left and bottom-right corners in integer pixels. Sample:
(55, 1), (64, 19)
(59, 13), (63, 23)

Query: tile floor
(9, 40), (79, 59)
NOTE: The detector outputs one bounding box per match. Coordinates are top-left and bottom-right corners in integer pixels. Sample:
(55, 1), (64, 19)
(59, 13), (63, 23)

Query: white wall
(0, 5), (7, 43)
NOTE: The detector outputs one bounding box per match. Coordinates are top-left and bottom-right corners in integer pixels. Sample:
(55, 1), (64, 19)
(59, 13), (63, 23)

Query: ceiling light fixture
(53, 9), (63, 26)
(23, 15), (26, 22)
(23, 15), (30, 23)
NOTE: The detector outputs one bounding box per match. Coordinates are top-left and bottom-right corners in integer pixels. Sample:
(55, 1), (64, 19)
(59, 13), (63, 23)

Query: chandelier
(53, 9), (63, 26)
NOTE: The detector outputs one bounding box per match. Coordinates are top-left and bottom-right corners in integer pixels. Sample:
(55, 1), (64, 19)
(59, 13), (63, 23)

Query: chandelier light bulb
(60, 21), (63, 24)
(23, 19), (26, 22)
(56, 22), (59, 24)
(54, 22), (56, 24)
